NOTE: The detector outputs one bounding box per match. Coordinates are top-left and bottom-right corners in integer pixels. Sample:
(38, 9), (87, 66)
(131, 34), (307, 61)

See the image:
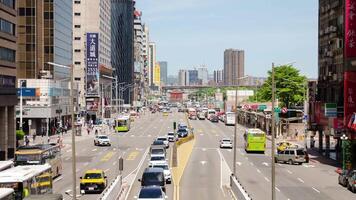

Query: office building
(111, 0), (134, 103)
(214, 70), (224, 85)
(224, 49), (244, 85)
(188, 70), (199, 85)
(142, 25), (150, 89)
(314, 0), (356, 167)
(73, 0), (112, 113)
(197, 67), (208, 85)
(148, 42), (156, 88)
(159, 61), (168, 86)
(0, 0), (16, 160)
(178, 70), (188, 86)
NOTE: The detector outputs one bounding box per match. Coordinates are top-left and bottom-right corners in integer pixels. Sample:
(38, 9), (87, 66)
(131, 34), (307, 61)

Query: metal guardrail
(230, 175), (252, 200)
(98, 175), (122, 200)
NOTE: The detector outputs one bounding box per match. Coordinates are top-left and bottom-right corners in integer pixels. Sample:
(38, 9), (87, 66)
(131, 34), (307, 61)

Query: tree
(257, 65), (306, 108)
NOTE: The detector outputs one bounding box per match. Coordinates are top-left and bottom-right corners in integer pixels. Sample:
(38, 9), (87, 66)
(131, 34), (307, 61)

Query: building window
(0, 18), (15, 35)
(74, 49), (81, 52)
(75, 77), (81, 81)
(44, 12), (54, 19)
(0, 0), (15, 9)
(18, 8), (36, 16)
(74, 37), (81, 40)
(74, 61), (81, 65)
(74, 0), (80, 4)
(74, 12), (81, 16)
(74, 25), (81, 28)
(0, 47), (15, 62)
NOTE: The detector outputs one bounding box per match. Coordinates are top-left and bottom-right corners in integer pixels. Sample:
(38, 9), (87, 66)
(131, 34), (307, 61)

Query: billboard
(153, 63), (160, 86)
(345, 0), (356, 58)
(344, 71), (356, 128)
(86, 33), (99, 96)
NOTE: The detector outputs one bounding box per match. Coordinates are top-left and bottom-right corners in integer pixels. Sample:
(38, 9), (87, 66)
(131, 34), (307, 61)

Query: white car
(94, 135), (111, 146)
(149, 155), (167, 166)
(150, 147), (166, 158)
(167, 132), (177, 142)
(220, 138), (233, 149)
(149, 163), (172, 184)
(137, 186), (167, 200)
(156, 136), (169, 148)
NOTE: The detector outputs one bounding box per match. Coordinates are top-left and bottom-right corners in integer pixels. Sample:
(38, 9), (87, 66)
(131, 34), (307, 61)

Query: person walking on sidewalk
(294, 129), (299, 139)
(32, 133), (36, 143)
(25, 135), (30, 146)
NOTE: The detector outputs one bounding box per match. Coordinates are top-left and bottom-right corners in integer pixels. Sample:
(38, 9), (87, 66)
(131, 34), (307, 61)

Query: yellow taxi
(80, 169), (107, 194)
(276, 141), (298, 152)
(163, 111), (169, 116)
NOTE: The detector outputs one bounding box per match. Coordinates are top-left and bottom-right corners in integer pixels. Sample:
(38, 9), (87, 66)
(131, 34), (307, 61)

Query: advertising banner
(86, 98), (99, 111)
(345, 0), (356, 58)
(344, 71), (356, 131)
(17, 88), (40, 97)
(153, 63), (160, 86)
(86, 33), (99, 96)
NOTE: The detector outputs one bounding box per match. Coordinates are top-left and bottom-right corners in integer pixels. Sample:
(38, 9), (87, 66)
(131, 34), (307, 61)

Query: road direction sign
(274, 107), (281, 113)
(282, 107), (288, 113)
(325, 103), (337, 117)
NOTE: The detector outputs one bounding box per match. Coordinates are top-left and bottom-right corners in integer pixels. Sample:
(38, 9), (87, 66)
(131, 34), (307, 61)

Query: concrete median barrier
(230, 175), (252, 200)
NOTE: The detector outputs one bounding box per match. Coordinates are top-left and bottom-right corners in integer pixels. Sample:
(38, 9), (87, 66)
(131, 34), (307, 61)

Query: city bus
(115, 116), (131, 132)
(0, 160), (13, 172)
(225, 112), (236, 126)
(0, 164), (53, 200)
(0, 188), (14, 200)
(244, 129), (266, 153)
(14, 144), (62, 178)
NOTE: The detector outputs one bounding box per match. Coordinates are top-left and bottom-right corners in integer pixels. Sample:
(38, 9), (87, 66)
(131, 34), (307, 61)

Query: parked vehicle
(275, 148), (307, 165)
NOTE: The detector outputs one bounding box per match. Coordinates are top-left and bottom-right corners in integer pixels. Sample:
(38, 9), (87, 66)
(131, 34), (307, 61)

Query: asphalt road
(54, 111), (185, 200)
(187, 118), (356, 200)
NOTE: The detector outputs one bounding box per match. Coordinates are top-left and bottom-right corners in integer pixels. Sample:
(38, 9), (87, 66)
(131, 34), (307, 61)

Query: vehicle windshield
(117, 120), (127, 126)
(151, 149), (164, 154)
(139, 188), (163, 198)
(168, 133), (174, 136)
(84, 173), (102, 179)
(222, 140), (231, 142)
(296, 150), (305, 155)
(152, 165), (169, 170)
(151, 156), (165, 161)
(153, 141), (164, 145)
(157, 137), (167, 141)
(99, 136), (108, 139)
(15, 154), (42, 164)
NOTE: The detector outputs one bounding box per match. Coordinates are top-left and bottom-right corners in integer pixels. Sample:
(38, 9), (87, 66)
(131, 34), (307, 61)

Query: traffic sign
(258, 105), (267, 111)
(282, 107), (288, 114)
(274, 107), (281, 113)
(325, 103), (337, 117)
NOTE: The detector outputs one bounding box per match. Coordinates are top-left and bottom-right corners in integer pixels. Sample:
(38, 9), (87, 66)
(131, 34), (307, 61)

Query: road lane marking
(66, 149), (72, 153)
(278, 163), (282, 167)
(250, 162), (254, 166)
(264, 177), (270, 182)
(286, 169), (293, 174)
(236, 162), (242, 166)
(113, 161), (117, 166)
(53, 176), (63, 183)
(65, 157), (70, 161)
(312, 187), (320, 193)
(200, 161), (207, 165)
(101, 151), (115, 162)
(92, 148), (97, 152)
(83, 162), (89, 166)
(262, 162), (269, 166)
(104, 168), (110, 173)
(297, 178), (305, 183)
(126, 151), (139, 161)
(257, 169), (261, 173)
(275, 187), (280, 192)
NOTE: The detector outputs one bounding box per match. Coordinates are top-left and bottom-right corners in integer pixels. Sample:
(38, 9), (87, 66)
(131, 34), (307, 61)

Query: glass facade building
(111, 0), (134, 103)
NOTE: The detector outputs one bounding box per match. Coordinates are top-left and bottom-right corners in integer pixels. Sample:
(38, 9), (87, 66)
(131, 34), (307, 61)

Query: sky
(136, 0), (318, 78)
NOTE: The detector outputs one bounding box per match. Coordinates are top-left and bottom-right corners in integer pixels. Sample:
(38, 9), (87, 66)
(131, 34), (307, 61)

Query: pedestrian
(32, 133), (36, 142)
(25, 135), (29, 146)
(87, 127), (90, 135)
(57, 136), (61, 144)
(295, 129), (298, 139)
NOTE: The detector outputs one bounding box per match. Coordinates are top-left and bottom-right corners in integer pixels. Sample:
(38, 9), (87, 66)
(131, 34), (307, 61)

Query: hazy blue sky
(136, 0), (318, 78)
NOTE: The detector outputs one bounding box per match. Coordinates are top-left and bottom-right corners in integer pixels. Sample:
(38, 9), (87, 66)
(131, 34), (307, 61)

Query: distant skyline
(136, 0), (318, 78)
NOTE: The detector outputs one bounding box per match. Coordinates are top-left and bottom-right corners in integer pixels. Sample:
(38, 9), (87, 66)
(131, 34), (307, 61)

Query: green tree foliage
(257, 65), (306, 107)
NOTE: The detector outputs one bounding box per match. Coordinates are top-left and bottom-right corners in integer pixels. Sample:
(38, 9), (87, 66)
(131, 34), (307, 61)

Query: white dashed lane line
(312, 187), (320, 193)
(297, 178), (305, 183)
(286, 169), (293, 174)
(264, 177), (270, 182)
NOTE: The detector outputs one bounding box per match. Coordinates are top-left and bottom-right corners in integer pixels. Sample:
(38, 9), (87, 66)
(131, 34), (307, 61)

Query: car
(138, 168), (166, 193)
(150, 146), (166, 158)
(198, 113), (205, 120)
(167, 132), (178, 142)
(347, 170), (356, 193)
(149, 163), (172, 184)
(152, 140), (166, 149)
(177, 128), (188, 138)
(94, 135), (111, 146)
(156, 136), (169, 148)
(178, 123), (188, 130)
(220, 138), (233, 149)
(149, 155), (167, 166)
(275, 148), (307, 165)
(162, 111), (169, 116)
(276, 141), (299, 152)
(338, 169), (351, 187)
(80, 169), (107, 194)
(137, 186), (167, 200)
(210, 115), (219, 123)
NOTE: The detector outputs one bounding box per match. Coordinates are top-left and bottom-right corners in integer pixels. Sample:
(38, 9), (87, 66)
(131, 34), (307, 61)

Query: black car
(138, 186), (166, 199)
(138, 167), (166, 192)
(177, 128), (188, 138)
(210, 115), (219, 122)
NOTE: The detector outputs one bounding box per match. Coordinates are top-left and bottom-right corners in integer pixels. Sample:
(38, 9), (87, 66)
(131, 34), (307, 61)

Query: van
(138, 167), (166, 192)
(275, 148), (306, 165)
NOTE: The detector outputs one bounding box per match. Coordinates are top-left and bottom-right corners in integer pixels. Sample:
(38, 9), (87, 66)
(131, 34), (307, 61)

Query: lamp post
(271, 63), (276, 200)
(341, 134), (349, 170)
(47, 62), (76, 200)
(233, 75), (249, 177)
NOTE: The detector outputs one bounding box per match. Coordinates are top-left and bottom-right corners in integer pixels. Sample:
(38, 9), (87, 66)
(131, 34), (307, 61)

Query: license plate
(88, 187), (94, 190)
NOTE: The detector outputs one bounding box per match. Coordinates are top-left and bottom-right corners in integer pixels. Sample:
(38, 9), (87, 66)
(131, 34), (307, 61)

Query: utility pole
(19, 80), (24, 130)
(271, 63), (276, 200)
(233, 85), (238, 177)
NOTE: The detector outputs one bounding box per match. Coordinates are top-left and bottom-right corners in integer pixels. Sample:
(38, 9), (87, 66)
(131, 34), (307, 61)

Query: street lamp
(47, 62), (77, 200)
(341, 134), (349, 170)
(233, 75), (249, 178)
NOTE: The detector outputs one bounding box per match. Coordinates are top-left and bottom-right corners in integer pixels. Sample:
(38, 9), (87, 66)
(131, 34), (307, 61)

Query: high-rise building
(214, 70), (224, 85)
(148, 42), (156, 87)
(73, 0), (112, 116)
(142, 25), (150, 92)
(197, 67), (208, 85)
(111, 0), (134, 103)
(188, 69), (199, 85)
(315, 0), (356, 167)
(159, 61), (168, 86)
(178, 70), (188, 86)
(224, 49), (244, 85)
(0, 0), (16, 160)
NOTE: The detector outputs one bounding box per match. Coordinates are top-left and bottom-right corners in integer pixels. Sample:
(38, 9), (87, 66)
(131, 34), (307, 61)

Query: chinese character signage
(345, 0), (356, 58)
(86, 33), (99, 96)
(344, 71), (356, 130)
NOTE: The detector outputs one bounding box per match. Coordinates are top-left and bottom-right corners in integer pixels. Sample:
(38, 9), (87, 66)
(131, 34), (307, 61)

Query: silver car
(275, 148), (306, 165)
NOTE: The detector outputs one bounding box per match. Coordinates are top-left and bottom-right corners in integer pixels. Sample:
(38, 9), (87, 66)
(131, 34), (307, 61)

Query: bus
(207, 109), (216, 120)
(115, 116), (131, 132)
(0, 164), (52, 200)
(244, 129), (266, 153)
(225, 112), (236, 126)
(14, 144), (62, 178)
(0, 160), (13, 172)
(0, 188), (14, 200)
